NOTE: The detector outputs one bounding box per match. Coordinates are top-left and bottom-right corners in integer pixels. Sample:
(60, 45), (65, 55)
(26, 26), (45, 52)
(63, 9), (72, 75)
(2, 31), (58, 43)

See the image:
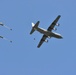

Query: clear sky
(0, 0), (76, 75)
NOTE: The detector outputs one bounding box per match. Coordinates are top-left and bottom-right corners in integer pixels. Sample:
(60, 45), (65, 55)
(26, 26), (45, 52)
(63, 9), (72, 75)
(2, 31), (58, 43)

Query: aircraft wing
(37, 35), (47, 48)
(47, 15), (61, 31)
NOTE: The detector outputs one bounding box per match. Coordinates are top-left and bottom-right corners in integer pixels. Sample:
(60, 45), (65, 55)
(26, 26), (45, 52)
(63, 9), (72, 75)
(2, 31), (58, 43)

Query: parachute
(0, 22), (12, 43)
(0, 22), (12, 30)
(0, 36), (12, 43)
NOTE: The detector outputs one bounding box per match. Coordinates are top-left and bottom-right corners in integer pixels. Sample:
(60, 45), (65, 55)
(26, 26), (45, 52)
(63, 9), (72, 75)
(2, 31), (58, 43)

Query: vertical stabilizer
(32, 23), (35, 27)
(30, 21), (40, 34)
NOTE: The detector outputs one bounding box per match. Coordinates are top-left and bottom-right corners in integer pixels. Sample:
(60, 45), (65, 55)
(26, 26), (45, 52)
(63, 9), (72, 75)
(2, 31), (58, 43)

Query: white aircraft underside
(30, 15), (63, 48)
(35, 27), (62, 39)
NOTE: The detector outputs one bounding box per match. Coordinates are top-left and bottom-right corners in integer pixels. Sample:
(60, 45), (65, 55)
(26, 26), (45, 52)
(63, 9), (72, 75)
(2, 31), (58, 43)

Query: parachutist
(10, 41), (12, 43)
(0, 22), (12, 43)
(34, 38), (35, 40)
(10, 29), (12, 30)
(0, 22), (12, 30)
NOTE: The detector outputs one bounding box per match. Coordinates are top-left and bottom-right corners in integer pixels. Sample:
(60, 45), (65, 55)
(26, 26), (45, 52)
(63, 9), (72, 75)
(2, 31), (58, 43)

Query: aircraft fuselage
(34, 27), (63, 39)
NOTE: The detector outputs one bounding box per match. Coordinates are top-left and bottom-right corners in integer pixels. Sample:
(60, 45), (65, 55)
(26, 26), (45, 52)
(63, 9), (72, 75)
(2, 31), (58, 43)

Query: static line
(3, 37), (12, 43)
(4, 25), (12, 30)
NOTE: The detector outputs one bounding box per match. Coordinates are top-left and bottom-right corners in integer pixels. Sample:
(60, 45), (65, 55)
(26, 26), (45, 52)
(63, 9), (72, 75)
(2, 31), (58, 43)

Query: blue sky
(0, 0), (76, 75)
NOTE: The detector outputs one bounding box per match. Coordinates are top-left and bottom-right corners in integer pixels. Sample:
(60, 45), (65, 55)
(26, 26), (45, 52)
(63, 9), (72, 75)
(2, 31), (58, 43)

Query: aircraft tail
(30, 21), (40, 34)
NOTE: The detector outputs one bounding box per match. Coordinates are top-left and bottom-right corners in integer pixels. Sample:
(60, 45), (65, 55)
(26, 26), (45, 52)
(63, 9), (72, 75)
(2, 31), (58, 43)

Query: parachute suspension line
(3, 37), (12, 43)
(3, 25), (12, 30)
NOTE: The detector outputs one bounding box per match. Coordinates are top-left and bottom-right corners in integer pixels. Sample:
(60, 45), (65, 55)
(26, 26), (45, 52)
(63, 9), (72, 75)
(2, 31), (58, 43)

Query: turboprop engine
(56, 23), (60, 26)
(53, 28), (57, 31)
(45, 39), (48, 43)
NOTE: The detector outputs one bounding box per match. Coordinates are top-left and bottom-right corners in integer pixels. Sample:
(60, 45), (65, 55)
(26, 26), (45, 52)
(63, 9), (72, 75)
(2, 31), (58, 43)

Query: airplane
(30, 15), (63, 48)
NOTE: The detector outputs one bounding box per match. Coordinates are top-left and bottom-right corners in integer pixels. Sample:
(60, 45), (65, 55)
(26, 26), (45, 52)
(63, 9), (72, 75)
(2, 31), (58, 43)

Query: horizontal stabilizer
(30, 28), (35, 34)
(34, 21), (40, 28)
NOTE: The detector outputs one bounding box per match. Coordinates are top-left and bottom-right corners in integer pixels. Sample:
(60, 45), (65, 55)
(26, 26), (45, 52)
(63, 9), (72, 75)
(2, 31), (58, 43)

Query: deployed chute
(0, 22), (12, 30)
(0, 36), (12, 43)
(0, 22), (12, 43)
(0, 36), (3, 38)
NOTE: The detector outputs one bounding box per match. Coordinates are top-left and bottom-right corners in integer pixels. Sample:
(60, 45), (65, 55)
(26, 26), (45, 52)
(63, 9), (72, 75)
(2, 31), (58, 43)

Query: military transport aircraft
(30, 15), (63, 48)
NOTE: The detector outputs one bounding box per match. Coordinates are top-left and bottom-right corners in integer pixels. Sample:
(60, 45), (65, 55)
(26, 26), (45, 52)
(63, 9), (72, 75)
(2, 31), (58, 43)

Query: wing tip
(58, 15), (61, 17)
(37, 45), (40, 48)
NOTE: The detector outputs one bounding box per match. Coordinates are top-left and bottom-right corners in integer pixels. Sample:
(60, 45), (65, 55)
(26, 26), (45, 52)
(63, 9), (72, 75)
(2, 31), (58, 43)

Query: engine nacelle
(56, 23), (60, 26)
(48, 36), (51, 38)
(45, 40), (48, 43)
(53, 28), (57, 31)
